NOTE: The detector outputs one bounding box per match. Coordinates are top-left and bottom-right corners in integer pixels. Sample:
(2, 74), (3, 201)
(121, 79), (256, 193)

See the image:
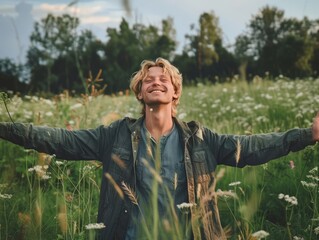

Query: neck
(144, 105), (174, 142)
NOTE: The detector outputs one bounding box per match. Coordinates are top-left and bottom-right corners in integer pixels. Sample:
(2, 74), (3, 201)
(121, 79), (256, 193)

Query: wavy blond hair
(130, 57), (183, 116)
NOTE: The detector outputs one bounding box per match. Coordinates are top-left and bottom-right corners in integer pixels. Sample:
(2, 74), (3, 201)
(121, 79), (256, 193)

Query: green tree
(309, 19), (319, 77)
(237, 5), (318, 78)
(132, 17), (177, 60)
(104, 17), (177, 93)
(234, 34), (254, 80)
(213, 39), (238, 80)
(27, 14), (79, 93)
(249, 6), (285, 75)
(104, 18), (140, 93)
(180, 12), (234, 82)
(148, 17), (177, 60)
(0, 58), (27, 93)
(196, 12), (221, 78)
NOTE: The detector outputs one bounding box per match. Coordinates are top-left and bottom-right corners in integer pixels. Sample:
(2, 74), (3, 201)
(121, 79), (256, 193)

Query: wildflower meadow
(0, 76), (319, 240)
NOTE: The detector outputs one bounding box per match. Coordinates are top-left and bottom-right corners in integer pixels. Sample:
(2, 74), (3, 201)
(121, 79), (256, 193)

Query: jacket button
(124, 209), (128, 213)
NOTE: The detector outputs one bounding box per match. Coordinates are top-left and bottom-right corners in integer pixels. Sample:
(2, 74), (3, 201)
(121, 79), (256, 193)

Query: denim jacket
(0, 117), (314, 239)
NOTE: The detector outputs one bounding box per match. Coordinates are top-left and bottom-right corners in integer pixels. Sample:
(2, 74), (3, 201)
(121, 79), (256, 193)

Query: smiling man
(0, 57), (319, 239)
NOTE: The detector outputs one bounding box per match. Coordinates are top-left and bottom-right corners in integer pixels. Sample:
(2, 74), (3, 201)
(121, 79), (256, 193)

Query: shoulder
(175, 118), (208, 140)
(99, 116), (141, 132)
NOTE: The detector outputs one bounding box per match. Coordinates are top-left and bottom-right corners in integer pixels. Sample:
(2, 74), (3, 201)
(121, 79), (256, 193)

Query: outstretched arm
(0, 122), (105, 161)
(205, 114), (317, 168)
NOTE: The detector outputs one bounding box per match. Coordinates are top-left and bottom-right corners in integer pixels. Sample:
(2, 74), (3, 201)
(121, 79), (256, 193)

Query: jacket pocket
(192, 150), (211, 183)
(109, 147), (132, 180)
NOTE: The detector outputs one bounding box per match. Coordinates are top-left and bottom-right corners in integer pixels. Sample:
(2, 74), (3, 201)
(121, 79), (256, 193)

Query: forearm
(238, 128), (314, 166)
(0, 122), (100, 160)
(215, 128), (315, 167)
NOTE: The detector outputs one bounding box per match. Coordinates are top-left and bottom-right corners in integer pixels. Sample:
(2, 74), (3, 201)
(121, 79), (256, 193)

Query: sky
(1, 0), (319, 64)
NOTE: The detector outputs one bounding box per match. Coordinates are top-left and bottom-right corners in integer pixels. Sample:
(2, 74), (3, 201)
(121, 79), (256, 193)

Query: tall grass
(0, 77), (318, 239)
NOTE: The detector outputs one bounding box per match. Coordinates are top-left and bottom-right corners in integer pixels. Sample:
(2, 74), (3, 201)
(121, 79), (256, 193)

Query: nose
(151, 78), (161, 85)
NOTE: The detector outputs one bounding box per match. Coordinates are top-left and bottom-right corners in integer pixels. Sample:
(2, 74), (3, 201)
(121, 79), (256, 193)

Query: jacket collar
(125, 116), (201, 141)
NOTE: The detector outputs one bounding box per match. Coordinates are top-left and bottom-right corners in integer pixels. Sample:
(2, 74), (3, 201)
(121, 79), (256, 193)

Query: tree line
(1, 5), (318, 95)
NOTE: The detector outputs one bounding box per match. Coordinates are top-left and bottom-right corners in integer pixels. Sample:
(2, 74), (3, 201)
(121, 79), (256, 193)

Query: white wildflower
(229, 181), (241, 187)
(314, 226), (319, 235)
(85, 223), (106, 230)
(216, 189), (237, 199)
(55, 161), (64, 166)
(70, 103), (82, 110)
(178, 112), (187, 119)
(0, 184), (8, 188)
(68, 120), (75, 125)
(41, 174), (51, 180)
(83, 165), (94, 174)
(293, 236), (304, 240)
(23, 109), (33, 119)
(45, 111), (53, 117)
(28, 165), (51, 180)
(43, 165), (49, 170)
(42, 98), (54, 106)
(301, 181), (317, 188)
(289, 196), (298, 205)
(251, 230), (269, 239)
(309, 167), (318, 175)
(256, 116), (269, 123)
(177, 202), (197, 214)
(279, 193), (298, 205)
(295, 92), (303, 99)
(177, 202), (196, 210)
(306, 175), (319, 181)
(0, 193), (13, 199)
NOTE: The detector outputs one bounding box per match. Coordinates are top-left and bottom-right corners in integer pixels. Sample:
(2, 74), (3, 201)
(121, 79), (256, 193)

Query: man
(0, 57), (318, 239)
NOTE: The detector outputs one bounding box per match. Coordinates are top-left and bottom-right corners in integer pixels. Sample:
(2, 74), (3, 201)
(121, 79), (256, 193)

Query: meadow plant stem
(138, 206), (152, 239)
(3, 100), (14, 123)
(152, 145), (161, 240)
(61, 178), (69, 237)
(309, 180), (318, 240)
(37, 182), (42, 240)
(3, 201), (8, 240)
(224, 199), (245, 238)
(0, 93), (14, 123)
(285, 207), (292, 240)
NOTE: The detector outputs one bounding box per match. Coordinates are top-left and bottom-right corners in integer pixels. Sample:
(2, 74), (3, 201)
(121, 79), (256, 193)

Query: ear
(172, 90), (179, 100)
(137, 92), (143, 100)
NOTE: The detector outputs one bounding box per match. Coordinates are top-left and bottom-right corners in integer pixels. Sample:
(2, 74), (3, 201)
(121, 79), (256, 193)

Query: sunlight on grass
(0, 77), (318, 239)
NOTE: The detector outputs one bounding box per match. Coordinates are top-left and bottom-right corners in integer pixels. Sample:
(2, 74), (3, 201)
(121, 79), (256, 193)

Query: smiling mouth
(151, 90), (163, 93)
(149, 89), (165, 93)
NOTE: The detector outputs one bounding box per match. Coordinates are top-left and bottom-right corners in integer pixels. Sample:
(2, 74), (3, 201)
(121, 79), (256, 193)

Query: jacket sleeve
(0, 122), (107, 161)
(205, 128), (315, 167)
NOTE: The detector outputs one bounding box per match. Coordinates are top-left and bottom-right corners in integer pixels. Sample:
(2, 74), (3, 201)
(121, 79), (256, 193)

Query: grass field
(0, 77), (319, 239)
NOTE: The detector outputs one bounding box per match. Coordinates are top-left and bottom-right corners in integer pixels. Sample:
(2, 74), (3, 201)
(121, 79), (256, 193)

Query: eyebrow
(145, 74), (167, 79)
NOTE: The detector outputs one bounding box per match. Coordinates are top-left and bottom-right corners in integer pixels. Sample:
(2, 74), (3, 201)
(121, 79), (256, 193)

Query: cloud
(82, 16), (120, 24)
(32, 2), (123, 25)
(33, 3), (99, 19)
(0, 4), (16, 16)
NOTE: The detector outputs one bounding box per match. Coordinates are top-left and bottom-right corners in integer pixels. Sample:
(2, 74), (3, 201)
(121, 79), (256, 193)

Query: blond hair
(130, 57), (182, 116)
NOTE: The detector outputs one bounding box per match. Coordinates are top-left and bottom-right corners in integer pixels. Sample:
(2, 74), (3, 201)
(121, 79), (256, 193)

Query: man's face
(138, 66), (177, 107)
